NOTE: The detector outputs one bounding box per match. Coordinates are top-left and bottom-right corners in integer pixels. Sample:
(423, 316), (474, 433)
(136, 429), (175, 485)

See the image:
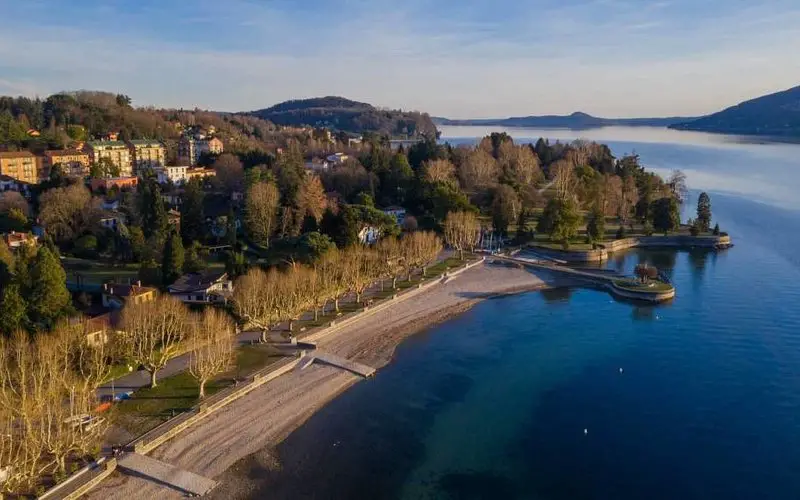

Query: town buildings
(178, 135), (224, 165)
(101, 282), (156, 309)
(128, 140), (166, 172)
(155, 165), (189, 185)
(0, 151), (41, 184)
(43, 149), (91, 177)
(168, 270), (234, 304)
(90, 176), (139, 192)
(87, 141), (132, 176)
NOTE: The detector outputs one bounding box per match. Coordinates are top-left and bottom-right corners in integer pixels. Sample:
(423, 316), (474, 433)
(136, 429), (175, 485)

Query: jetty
(304, 350), (376, 378)
(117, 453), (217, 496)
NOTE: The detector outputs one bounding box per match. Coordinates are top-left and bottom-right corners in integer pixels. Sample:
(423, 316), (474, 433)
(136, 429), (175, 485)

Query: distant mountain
(249, 96), (438, 139)
(433, 111), (696, 129)
(670, 85), (800, 136)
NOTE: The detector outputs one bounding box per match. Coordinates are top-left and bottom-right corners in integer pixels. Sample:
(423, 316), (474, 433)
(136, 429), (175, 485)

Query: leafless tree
(245, 181), (280, 247)
(188, 309), (235, 399)
(120, 294), (189, 388)
(552, 160), (578, 202)
(422, 159), (457, 186)
(459, 149), (499, 192)
(38, 184), (101, 243)
(443, 211), (479, 260)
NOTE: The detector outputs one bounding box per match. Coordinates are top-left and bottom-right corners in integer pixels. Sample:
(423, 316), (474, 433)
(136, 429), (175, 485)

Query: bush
(688, 218), (700, 236)
(615, 226), (626, 239)
(643, 222), (654, 236)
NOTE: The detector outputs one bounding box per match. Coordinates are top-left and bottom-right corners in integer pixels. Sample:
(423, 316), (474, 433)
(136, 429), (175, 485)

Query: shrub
(643, 222), (654, 236)
(615, 226), (626, 239)
(73, 234), (99, 258)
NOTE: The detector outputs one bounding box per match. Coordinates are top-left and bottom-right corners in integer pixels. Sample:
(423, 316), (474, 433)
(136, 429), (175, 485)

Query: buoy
(619, 368), (624, 374)
(584, 428), (588, 435)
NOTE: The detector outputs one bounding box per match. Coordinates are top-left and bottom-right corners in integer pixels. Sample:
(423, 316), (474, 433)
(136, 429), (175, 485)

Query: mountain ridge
(433, 112), (697, 129)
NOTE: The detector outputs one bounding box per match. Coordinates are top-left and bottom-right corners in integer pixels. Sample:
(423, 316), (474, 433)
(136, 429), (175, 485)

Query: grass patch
(613, 279), (673, 293)
(114, 371), (233, 435)
(234, 344), (283, 377)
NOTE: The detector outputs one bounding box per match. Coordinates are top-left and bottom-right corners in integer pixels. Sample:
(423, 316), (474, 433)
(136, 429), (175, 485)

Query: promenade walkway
(117, 453), (217, 496)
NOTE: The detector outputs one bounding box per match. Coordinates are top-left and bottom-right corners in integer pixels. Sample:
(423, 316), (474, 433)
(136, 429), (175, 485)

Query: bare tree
(342, 247), (378, 305)
(551, 160), (578, 202)
(213, 153), (244, 193)
(443, 211), (479, 260)
(245, 181), (280, 247)
(667, 169), (688, 205)
(459, 149), (498, 192)
(377, 237), (403, 289)
(422, 159), (457, 186)
(120, 294), (189, 388)
(188, 309), (235, 398)
(499, 145), (543, 187)
(297, 175), (327, 223)
(408, 231), (443, 277)
(233, 268), (281, 342)
(0, 191), (30, 217)
(38, 184), (101, 243)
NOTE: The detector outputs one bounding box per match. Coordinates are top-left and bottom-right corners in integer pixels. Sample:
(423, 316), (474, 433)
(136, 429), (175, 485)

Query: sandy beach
(87, 263), (562, 499)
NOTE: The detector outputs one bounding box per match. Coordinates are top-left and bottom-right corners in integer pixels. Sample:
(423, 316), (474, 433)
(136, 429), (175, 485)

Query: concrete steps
(117, 453), (217, 496)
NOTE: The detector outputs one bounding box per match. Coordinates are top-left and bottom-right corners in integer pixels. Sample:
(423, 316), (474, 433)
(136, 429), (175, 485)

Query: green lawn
(113, 344), (283, 435)
(62, 257), (140, 284)
(613, 278), (674, 293)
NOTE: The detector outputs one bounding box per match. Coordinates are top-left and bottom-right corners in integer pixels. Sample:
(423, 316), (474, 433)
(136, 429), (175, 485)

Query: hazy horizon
(2, 0), (800, 119)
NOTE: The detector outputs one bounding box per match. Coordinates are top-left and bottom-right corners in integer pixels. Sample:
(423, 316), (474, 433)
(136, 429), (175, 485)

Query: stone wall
(529, 235), (731, 263)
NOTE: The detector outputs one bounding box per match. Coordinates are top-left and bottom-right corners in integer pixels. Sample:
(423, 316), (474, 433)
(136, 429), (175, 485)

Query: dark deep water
(251, 127), (800, 499)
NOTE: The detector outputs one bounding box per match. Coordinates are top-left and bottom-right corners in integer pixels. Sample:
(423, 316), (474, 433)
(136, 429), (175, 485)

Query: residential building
(185, 167), (216, 182)
(87, 141), (132, 176)
(99, 211), (126, 232)
(168, 270), (233, 304)
(90, 176), (139, 192)
(101, 282), (156, 309)
(155, 165), (189, 185)
(128, 140), (166, 172)
(326, 153), (349, 165)
(80, 313), (119, 347)
(178, 136), (224, 165)
(0, 174), (27, 193)
(383, 206), (407, 225)
(304, 158), (331, 172)
(2, 231), (38, 250)
(0, 151), (40, 184)
(43, 149), (91, 178)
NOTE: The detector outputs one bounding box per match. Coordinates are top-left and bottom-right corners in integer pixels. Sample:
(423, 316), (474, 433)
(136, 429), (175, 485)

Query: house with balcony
(168, 270), (233, 304)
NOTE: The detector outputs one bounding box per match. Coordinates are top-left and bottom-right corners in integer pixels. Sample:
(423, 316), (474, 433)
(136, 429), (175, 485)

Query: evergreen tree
(713, 223), (720, 236)
(651, 197), (680, 235)
(0, 283), (27, 335)
(27, 247), (71, 327)
(139, 178), (168, 240)
(162, 230), (185, 285)
(181, 177), (205, 243)
(551, 198), (581, 249)
(226, 206), (238, 246)
(586, 205), (605, 244)
(696, 192), (712, 232)
(184, 241), (207, 273)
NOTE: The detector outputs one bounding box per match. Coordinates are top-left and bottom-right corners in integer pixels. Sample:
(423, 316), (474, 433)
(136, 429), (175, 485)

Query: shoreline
(87, 264), (568, 500)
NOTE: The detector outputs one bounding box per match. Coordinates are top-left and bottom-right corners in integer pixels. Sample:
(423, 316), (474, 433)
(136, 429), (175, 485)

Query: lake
(257, 126), (800, 499)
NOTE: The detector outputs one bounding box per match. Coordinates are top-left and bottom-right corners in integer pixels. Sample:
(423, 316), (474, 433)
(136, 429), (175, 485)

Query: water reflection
(540, 287), (574, 303)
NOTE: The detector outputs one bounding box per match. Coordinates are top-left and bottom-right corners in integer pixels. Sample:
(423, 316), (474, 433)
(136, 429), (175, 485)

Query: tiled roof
(102, 283), (156, 298)
(0, 151), (35, 159)
(168, 270), (228, 293)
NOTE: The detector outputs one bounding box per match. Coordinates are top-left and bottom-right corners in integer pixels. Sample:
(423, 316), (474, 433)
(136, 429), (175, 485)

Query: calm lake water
(256, 126), (800, 499)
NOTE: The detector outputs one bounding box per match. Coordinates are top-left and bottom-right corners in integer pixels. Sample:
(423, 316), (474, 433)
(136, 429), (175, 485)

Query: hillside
(0, 91), (304, 155)
(249, 96), (438, 138)
(434, 112), (695, 129)
(670, 85), (800, 136)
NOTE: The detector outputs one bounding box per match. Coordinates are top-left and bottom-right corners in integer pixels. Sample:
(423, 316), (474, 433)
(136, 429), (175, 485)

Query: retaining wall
(530, 235), (732, 263)
(39, 458), (117, 500)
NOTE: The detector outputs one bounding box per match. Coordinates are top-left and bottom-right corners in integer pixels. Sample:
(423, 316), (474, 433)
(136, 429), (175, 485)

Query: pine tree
(586, 206), (605, 244)
(139, 178), (169, 240)
(696, 192), (712, 232)
(162, 230), (185, 285)
(0, 283), (27, 335)
(28, 247), (70, 327)
(181, 177), (205, 243)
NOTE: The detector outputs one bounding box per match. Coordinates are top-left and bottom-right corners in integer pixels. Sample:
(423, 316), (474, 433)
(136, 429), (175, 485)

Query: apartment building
(128, 140), (166, 172)
(0, 151), (40, 184)
(87, 141), (132, 177)
(43, 149), (91, 177)
(177, 136), (224, 165)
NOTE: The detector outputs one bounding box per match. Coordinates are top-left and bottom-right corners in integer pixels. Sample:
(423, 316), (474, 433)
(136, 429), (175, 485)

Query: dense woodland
(250, 96), (438, 139)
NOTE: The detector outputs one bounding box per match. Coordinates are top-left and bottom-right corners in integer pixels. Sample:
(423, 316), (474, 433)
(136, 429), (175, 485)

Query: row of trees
(233, 231), (443, 341)
(0, 324), (110, 493)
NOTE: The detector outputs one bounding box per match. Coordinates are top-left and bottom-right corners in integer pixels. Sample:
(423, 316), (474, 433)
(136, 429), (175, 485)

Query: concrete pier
(312, 350), (376, 378)
(117, 453), (217, 496)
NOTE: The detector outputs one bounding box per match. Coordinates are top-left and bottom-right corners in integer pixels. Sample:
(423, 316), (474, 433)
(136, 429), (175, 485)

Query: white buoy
(584, 428), (588, 435)
(619, 368), (624, 374)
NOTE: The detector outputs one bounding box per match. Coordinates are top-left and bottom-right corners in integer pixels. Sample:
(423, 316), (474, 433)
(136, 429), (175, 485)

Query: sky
(1, 0), (800, 119)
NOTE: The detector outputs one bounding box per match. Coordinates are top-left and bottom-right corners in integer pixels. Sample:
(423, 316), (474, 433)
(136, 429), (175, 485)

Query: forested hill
(434, 112), (695, 129)
(0, 90), (296, 154)
(669, 85), (800, 137)
(249, 96), (438, 138)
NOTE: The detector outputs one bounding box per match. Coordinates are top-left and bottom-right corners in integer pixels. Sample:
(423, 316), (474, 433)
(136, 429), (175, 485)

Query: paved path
(117, 453), (217, 496)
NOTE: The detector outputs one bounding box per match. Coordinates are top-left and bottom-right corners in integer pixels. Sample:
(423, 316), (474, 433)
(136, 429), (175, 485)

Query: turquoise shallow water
(253, 127), (800, 499)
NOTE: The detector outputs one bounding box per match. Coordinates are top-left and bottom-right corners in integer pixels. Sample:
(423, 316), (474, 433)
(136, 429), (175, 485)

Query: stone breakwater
(530, 235), (733, 263)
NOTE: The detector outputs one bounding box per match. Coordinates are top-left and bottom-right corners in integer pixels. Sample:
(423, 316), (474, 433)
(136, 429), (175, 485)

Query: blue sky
(1, 0), (799, 118)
